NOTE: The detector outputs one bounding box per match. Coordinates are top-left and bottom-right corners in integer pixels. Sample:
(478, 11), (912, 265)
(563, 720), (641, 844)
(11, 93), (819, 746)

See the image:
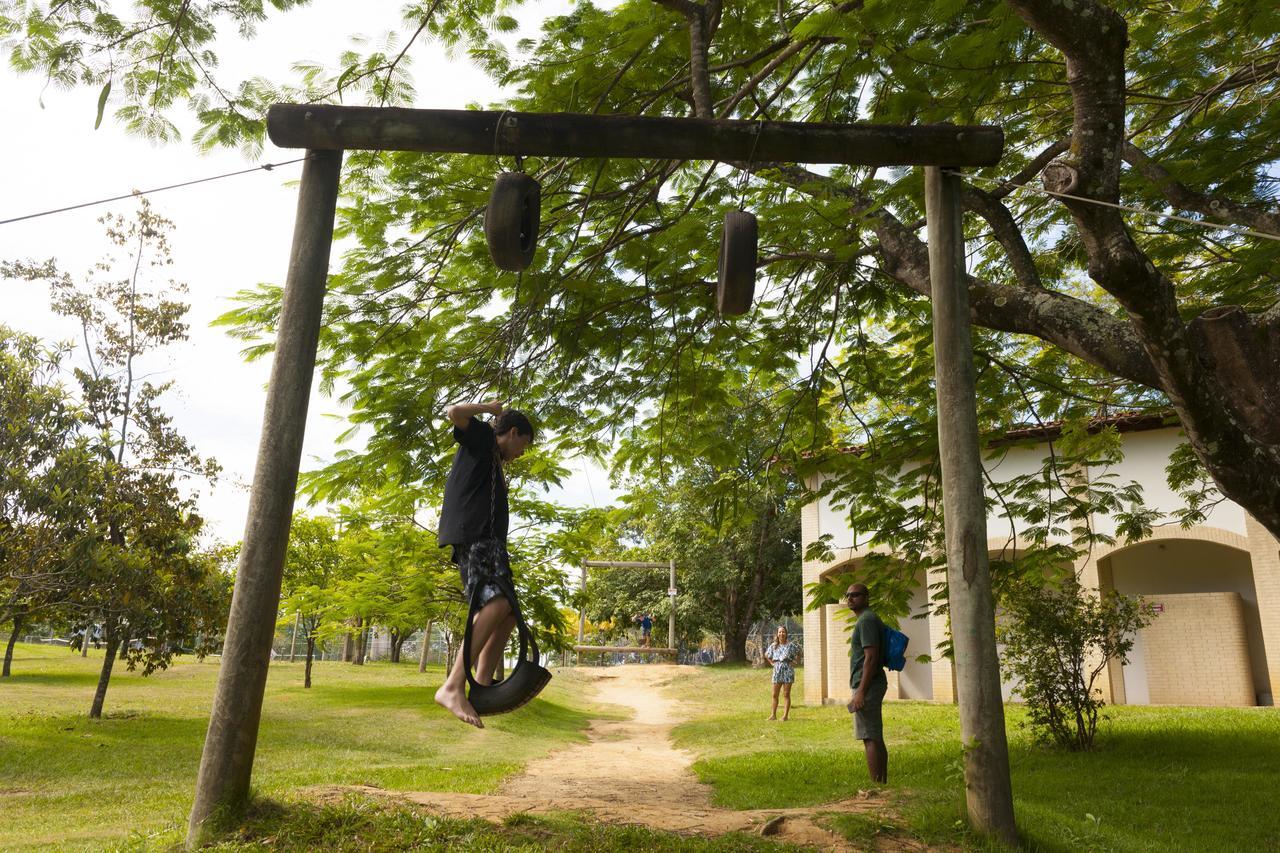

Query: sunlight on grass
(0, 643), (606, 851)
(208, 793), (801, 852)
(668, 664), (1280, 851)
(5, 648), (1280, 851)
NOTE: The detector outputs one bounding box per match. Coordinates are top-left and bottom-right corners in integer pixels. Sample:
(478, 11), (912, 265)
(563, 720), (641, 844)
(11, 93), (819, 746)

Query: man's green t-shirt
(850, 609), (888, 690)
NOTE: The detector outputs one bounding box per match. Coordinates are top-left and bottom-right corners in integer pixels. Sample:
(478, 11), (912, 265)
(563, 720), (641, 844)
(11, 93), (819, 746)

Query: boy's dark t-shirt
(850, 608), (888, 690)
(437, 417), (508, 546)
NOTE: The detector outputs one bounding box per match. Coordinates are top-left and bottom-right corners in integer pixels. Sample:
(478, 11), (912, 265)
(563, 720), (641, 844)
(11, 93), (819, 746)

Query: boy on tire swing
(433, 400), (535, 727)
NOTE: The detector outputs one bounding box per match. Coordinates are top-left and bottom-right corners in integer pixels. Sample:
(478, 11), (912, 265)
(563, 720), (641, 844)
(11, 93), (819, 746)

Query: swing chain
(493, 110), (526, 174)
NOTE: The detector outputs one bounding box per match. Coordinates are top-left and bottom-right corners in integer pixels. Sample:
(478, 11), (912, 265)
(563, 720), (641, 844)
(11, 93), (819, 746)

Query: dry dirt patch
(313, 665), (916, 850)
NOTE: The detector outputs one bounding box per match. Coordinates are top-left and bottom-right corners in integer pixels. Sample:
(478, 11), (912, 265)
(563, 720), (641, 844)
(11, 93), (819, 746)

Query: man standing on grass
(433, 400), (534, 728)
(845, 582), (888, 783)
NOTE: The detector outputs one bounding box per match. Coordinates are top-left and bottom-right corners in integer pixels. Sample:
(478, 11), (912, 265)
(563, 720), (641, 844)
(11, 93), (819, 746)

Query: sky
(0, 0), (620, 545)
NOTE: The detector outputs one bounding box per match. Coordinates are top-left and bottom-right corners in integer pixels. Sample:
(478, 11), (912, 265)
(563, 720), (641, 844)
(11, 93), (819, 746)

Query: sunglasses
(844, 590), (867, 601)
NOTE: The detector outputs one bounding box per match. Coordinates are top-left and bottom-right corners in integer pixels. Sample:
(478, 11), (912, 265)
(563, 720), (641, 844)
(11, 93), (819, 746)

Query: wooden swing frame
(186, 103), (1008, 846)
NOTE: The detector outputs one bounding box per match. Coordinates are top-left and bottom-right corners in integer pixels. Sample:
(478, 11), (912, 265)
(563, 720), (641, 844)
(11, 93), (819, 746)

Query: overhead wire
(963, 172), (1280, 244)
(0, 156), (312, 227)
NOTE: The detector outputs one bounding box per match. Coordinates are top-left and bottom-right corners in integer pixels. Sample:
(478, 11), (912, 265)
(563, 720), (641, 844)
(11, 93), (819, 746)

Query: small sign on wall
(1151, 602), (1165, 613)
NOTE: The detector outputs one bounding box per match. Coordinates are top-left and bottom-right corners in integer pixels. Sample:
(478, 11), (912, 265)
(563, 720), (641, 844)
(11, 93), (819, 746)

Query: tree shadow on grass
(1, 670), (102, 687)
(0, 712), (208, 789)
(1009, 727), (1280, 852)
(301, 681), (592, 733)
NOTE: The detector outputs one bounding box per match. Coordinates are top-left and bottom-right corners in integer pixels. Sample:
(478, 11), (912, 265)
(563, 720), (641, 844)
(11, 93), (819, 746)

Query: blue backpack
(882, 625), (909, 672)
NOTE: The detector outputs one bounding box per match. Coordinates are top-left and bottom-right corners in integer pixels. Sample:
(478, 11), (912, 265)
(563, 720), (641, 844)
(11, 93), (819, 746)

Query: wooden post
(668, 559), (677, 654)
(577, 564), (587, 644)
(186, 149), (343, 848)
(923, 166), (1017, 845)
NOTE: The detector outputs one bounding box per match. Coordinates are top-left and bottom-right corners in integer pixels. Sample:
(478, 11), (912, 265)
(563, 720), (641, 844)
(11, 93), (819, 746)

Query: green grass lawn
(669, 664), (1280, 851)
(5, 647), (1280, 851)
(0, 642), (613, 850)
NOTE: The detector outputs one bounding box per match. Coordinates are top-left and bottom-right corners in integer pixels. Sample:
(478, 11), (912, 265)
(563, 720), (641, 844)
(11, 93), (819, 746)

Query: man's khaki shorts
(853, 678), (888, 741)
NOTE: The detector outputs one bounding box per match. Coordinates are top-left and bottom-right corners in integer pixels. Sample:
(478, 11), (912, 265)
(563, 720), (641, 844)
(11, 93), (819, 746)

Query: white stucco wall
(1089, 430), (1246, 538)
(897, 572), (933, 700)
(802, 423), (1267, 707)
(813, 427), (1248, 555)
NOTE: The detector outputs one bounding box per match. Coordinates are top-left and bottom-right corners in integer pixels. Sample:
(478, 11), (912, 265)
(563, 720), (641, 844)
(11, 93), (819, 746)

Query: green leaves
(94, 79), (110, 129)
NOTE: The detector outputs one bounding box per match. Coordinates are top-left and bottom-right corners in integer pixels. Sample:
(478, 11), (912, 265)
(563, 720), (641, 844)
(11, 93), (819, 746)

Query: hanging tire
(486, 172), (541, 271)
(717, 210), (757, 316)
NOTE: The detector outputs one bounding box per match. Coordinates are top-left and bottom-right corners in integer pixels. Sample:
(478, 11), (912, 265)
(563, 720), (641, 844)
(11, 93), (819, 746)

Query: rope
(0, 156), (311, 227)
(735, 118), (766, 209)
(965, 173), (1280, 244)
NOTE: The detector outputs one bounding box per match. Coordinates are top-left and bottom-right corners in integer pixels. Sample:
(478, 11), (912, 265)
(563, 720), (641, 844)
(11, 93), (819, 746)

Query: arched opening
(815, 557), (934, 702)
(1100, 533), (1269, 706)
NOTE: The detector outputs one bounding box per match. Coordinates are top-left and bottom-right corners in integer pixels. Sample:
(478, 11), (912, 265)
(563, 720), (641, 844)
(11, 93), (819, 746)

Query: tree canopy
(6, 0), (1279, 598)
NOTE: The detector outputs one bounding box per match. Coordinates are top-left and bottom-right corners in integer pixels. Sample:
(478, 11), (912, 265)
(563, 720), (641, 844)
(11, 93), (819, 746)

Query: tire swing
(460, 316), (551, 716)
(485, 165), (540, 271)
(716, 120), (763, 316)
(716, 209), (757, 316)
(462, 571), (551, 716)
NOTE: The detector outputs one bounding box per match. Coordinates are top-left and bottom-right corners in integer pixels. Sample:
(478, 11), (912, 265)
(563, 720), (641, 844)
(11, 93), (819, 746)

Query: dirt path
(314, 665), (908, 850)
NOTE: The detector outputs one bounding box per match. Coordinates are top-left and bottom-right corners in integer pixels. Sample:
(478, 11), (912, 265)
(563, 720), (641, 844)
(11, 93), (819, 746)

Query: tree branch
(988, 138), (1071, 199)
(745, 161), (1163, 388)
(962, 185), (1044, 290)
(653, 0), (718, 117)
(1122, 143), (1280, 237)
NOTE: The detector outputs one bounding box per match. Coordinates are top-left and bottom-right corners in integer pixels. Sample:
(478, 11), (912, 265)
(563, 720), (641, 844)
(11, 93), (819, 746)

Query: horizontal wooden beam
(267, 104), (1003, 167)
(573, 645), (677, 655)
(583, 560), (670, 569)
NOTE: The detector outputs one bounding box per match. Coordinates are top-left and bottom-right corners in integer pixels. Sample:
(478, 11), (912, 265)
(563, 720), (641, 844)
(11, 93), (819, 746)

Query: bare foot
(767, 715), (777, 721)
(781, 716), (789, 722)
(434, 684), (483, 728)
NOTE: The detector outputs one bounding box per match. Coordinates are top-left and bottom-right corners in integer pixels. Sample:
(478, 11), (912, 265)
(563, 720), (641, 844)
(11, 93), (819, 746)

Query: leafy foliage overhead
(7, 1), (1280, 565)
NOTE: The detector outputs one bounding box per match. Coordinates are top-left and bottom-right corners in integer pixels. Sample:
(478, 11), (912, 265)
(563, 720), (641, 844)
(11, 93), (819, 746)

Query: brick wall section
(1245, 514), (1280, 703)
(827, 603), (853, 702)
(800, 481), (825, 705)
(1075, 553), (1115, 704)
(926, 566), (955, 702)
(1139, 592), (1255, 706)
(1092, 557), (1127, 705)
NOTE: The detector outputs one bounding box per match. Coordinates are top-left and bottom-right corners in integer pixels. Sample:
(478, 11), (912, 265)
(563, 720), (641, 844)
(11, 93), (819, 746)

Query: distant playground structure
(574, 559), (678, 662)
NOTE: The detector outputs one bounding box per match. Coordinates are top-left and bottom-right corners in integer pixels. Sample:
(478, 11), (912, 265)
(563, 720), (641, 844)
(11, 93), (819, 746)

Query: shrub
(999, 577), (1155, 750)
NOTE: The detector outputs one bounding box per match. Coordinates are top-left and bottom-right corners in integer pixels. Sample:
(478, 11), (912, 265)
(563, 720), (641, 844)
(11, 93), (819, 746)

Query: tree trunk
(722, 594), (749, 663)
(342, 629), (353, 662)
(353, 620), (368, 665)
(304, 637), (315, 689)
(444, 630), (458, 672)
(926, 166), (1018, 845)
(390, 630), (404, 664)
(351, 617), (364, 665)
(3, 612), (25, 677)
(90, 634), (121, 719)
(81, 624), (90, 657)
(418, 621), (433, 673)
(118, 633), (131, 660)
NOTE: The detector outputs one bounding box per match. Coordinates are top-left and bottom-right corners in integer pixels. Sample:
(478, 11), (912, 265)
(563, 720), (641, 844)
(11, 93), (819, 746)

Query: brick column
(827, 603), (853, 703)
(1245, 514), (1280, 704)
(799, 481), (827, 705)
(802, 599), (827, 705)
(926, 566), (955, 703)
(1077, 553), (1117, 704)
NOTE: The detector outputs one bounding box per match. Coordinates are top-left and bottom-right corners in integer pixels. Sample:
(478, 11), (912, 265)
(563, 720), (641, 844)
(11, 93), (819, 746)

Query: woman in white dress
(765, 625), (797, 721)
